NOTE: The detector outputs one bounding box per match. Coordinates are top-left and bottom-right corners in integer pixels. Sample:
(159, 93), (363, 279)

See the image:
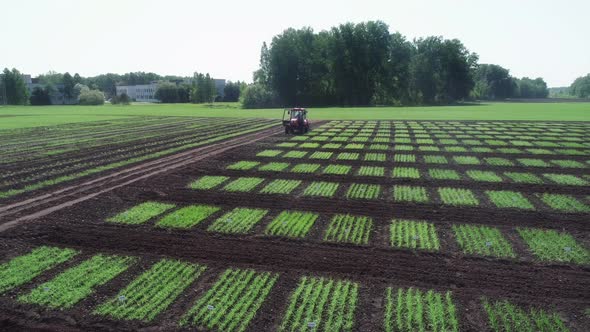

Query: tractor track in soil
(0, 126), (284, 231)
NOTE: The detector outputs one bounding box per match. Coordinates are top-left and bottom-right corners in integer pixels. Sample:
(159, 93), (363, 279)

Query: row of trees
(569, 74), (590, 98)
(244, 21), (555, 107)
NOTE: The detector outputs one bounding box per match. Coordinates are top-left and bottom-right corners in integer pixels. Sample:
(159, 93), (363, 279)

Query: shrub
(78, 88), (105, 105)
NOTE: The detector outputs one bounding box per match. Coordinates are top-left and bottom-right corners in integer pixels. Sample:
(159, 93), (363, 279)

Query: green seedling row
(309, 151), (333, 160)
(390, 220), (440, 251)
(107, 202), (176, 225)
(394, 154), (416, 163)
(0, 246), (79, 294)
(303, 181), (339, 197)
(358, 166), (385, 177)
(482, 299), (569, 332)
(438, 188), (479, 206)
(291, 163), (321, 173)
(256, 150), (283, 157)
(537, 193), (589, 213)
(466, 170), (502, 182)
(20, 254), (135, 309)
(429, 169), (461, 180)
(323, 214), (373, 245)
(181, 268), (278, 332)
(393, 185), (429, 203)
(485, 191), (534, 210)
(223, 177), (264, 192)
(208, 208), (269, 234)
(384, 287), (459, 332)
(364, 153), (386, 162)
(95, 259), (206, 321)
(284, 151), (307, 158)
(279, 276), (359, 332)
(226, 161), (260, 170)
(504, 172), (543, 184)
(337, 152), (360, 160)
(189, 176), (229, 190)
(259, 162), (290, 172)
(260, 179), (302, 194)
(265, 211), (318, 238)
(156, 205), (220, 229)
(517, 228), (590, 264)
(543, 173), (587, 186)
(323, 164), (351, 175)
(452, 225), (515, 258)
(346, 183), (381, 200)
(392, 167), (420, 179)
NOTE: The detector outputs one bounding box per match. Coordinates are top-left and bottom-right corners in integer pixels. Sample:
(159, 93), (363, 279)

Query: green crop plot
(537, 193), (589, 213)
(393, 185), (429, 203)
(484, 157), (515, 166)
(346, 183), (381, 200)
(323, 214), (373, 245)
(368, 144), (389, 150)
(438, 188), (479, 206)
(337, 152), (360, 160)
(390, 220), (440, 251)
(486, 191), (535, 210)
(321, 143), (342, 149)
(395, 145), (414, 151)
(223, 177), (264, 192)
(424, 155), (448, 164)
(322, 164), (351, 175)
(260, 179), (302, 194)
(208, 208), (268, 234)
(419, 145), (441, 152)
(279, 276), (358, 332)
(276, 142), (297, 148)
(518, 158), (550, 167)
(299, 142), (320, 148)
(344, 143), (364, 149)
(95, 259), (206, 321)
(0, 246), (78, 294)
(265, 211), (318, 238)
(551, 159), (586, 168)
(392, 167), (420, 179)
(394, 154), (416, 163)
(189, 175), (230, 190)
(309, 151), (333, 160)
(291, 163), (321, 173)
(517, 228), (589, 264)
(364, 153), (386, 162)
(357, 166), (385, 177)
(453, 156), (481, 165)
(180, 268), (278, 332)
(384, 287), (459, 332)
(452, 225), (515, 258)
(482, 299), (569, 332)
(543, 173), (587, 186)
(466, 170), (502, 182)
(20, 254), (135, 309)
(107, 202), (176, 225)
(156, 205), (220, 229)
(256, 150), (283, 157)
(284, 151), (307, 158)
(259, 162), (290, 172)
(504, 172), (543, 184)
(226, 161), (260, 170)
(446, 146), (468, 153)
(429, 169), (461, 180)
(303, 181), (339, 197)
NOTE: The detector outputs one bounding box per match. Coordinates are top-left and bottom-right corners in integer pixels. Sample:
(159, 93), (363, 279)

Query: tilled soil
(0, 120), (589, 331)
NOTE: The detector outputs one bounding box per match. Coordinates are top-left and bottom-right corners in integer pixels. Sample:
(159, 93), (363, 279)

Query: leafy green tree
(73, 73), (83, 84)
(569, 74), (590, 98)
(253, 42), (271, 86)
(241, 84), (278, 108)
(515, 77), (548, 98)
(223, 81), (241, 102)
(62, 72), (75, 99)
(155, 82), (179, 103)
(78, 88), (104, 105)
(111, 92), (131, 105)
(472, 64), (517, 100)
(1, 68), (29, 105)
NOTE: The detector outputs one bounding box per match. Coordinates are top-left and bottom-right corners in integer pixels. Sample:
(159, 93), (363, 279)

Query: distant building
(23, 74), (76, 105)
(115, 82), (159, 102)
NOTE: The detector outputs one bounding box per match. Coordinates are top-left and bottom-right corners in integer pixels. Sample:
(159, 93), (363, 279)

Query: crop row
(106, 203), (590, 264)
(0, 247), (575, 330)
(189, 175), (590, 213)
(227, 160), (588, 186)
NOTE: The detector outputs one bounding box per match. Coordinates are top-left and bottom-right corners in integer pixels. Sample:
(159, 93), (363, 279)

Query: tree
(111, 92), (130, 105)
(569, 74), (590, 98)
(78, 88), (104, 105)
(515, 77), (548, 98)
(155, 82), (179, 103)
(73, 73), (83, 84)
(223, 81), (241, 102)
(241, 84), (278, 108)
(472, 64), (517, 100)
(29, 87), (52, 105)
(1, 68), (29, 105)
(62, 72), (75, 100)
(253, 42), (271, 86)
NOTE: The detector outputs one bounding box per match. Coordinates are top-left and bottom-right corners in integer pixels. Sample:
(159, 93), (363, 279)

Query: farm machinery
(282, 108), (310, 134)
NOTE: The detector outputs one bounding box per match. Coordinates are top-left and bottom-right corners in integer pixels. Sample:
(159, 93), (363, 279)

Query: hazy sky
(2, 0), (588, 87)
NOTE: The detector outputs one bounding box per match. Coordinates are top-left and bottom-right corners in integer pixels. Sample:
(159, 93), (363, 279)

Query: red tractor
(282, 108), (310, 134)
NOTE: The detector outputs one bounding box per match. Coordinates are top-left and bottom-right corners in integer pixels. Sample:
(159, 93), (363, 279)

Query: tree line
(243, 21), (557, 107)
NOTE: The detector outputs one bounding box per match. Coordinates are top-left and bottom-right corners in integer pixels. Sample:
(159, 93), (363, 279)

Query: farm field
(0, 116), (277, 202)
(0, 119), (589, 331)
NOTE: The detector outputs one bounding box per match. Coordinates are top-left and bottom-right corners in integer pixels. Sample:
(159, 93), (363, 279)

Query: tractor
(282, 108), (310, 134)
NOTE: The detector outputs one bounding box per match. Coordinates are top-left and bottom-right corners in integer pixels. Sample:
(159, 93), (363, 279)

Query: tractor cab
(282, 108), (310, 134)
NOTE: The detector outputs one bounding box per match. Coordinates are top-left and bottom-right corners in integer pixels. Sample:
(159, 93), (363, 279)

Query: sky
(2, 0), (589, 87)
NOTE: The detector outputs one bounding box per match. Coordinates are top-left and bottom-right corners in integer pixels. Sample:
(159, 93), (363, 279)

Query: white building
(115, 82), (159, 102)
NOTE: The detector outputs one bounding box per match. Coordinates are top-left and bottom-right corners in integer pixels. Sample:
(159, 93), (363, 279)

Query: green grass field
(1, 102), (589, 129)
